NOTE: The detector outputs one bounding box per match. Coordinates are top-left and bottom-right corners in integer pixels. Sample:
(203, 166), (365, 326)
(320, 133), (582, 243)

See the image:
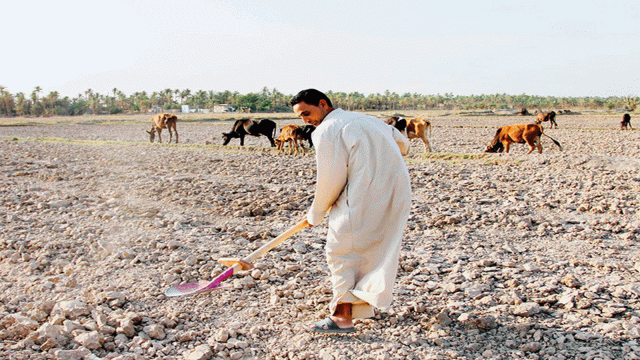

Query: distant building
(214, 104), (234, 113)
(182, 105), (210, 113)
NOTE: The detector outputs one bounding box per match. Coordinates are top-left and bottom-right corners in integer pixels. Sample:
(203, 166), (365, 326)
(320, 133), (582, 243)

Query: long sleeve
(307, 125), (349, 226)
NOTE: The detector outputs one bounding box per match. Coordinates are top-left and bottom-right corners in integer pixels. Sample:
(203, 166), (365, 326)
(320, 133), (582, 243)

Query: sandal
(309, 317), (356, 334)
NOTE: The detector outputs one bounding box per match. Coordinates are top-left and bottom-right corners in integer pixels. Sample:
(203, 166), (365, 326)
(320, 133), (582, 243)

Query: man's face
(293, 100), (330, 127)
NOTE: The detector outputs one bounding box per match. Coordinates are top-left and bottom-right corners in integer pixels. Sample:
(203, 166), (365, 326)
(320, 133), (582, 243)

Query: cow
(299, 124), (316, 148)
(275, 125), (304, 154)
(222, 119), (277, 147)
(383, 116), (408, 135)
(535, 111), (558, 129)
(383, 116), (431, 152)
(484, 123), (562, 154)
(621, 113), (632, 130)
(406, 118), (432, 152)
(146, 113), (178, 143)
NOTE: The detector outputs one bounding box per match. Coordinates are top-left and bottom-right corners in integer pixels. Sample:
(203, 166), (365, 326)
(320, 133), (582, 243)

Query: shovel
(165, 218), (309, 297)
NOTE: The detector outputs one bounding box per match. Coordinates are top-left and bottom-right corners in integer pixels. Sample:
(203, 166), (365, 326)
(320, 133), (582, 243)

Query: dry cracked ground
(1, 112), (639, 360)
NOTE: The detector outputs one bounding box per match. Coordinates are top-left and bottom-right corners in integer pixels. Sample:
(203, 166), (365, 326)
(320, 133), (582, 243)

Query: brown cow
(485, 123), (562, 154)
(275, 125), (304, 155)
(146, 113), (178, 143)
(621, 113), (632, 130)
(406, 118), (432, 152)
(535, 111), (557, 129)
(383, 116), (407, 135)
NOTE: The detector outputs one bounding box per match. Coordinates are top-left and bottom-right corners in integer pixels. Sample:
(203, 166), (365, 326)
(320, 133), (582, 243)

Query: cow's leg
(168, 128), (173, 143)
(287, 139), (294, 155)
(240, 135), (245, 146)
(537, 137), (543, 153)
(174, 126), (179, 143)
(422, 136), (432, 152)
(268, 135), (276, 147)
(526, 137), (541, 154)
(293, 138), (301, 155)
(157, 129), (163, 143)
(504, 142), (510, 153)
(526, 143), (535, 155)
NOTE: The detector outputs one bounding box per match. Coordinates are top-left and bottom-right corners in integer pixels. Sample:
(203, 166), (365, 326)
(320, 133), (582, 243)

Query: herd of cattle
(145, 112), (633, 155)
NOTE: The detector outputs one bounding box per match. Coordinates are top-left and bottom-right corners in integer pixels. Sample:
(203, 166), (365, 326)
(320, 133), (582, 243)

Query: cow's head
(146, 128), (156, 143)
(484, 140), (504, 153)
(221, 132), (231, 145)
(221, 132), (240, 145)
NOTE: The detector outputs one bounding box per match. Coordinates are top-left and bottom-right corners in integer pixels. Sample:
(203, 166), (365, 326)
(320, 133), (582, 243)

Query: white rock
(54, 348), (91, 360)
(74, 330), (103, 350)
(512, 303), (541, 317)
(184, 344), (213, 360)
(143, 324), (166, 340)
(53, 300), (91, 319)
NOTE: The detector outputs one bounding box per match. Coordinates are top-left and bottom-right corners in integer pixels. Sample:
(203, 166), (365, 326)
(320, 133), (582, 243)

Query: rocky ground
(0, 112), (639, 360)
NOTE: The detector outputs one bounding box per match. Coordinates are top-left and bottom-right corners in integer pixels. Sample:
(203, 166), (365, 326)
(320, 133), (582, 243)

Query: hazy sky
(3, 0), (639, 98)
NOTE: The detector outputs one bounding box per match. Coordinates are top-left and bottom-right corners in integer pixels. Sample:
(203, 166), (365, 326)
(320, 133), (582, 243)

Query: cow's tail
(542, 133), (563, 151)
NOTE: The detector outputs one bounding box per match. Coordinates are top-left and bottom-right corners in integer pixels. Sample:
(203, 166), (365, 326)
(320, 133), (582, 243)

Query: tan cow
(405, 118), (432, 152)
(484, 123), (562, 154)
(275, 125), (304, 155)
(535, 111), (557, 129)
(146, 113), (178, 143)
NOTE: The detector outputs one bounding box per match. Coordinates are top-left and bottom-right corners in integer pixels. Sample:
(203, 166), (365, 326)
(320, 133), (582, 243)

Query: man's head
(291, 89), (334, 127)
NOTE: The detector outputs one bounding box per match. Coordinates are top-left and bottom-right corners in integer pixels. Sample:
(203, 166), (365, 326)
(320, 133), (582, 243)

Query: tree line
(0, 85), (637, 117)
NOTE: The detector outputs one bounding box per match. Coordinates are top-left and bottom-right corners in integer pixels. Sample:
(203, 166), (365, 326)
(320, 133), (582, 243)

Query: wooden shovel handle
(243, 218), (309, 264)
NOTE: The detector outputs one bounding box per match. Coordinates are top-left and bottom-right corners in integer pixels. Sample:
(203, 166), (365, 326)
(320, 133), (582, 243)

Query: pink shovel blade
(164, 267), (235, 297)
(164, 280), (220, 297)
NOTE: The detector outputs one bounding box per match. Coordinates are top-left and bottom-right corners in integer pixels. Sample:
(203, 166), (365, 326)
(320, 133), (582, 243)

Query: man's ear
(318, 99), (329, 110)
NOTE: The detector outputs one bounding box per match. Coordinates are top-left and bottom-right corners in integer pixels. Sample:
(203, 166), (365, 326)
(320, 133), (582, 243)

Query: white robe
(307, 109), (412, 319)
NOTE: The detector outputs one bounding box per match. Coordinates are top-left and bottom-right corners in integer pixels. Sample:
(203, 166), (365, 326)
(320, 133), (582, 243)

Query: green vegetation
(0, 85), (637, 117)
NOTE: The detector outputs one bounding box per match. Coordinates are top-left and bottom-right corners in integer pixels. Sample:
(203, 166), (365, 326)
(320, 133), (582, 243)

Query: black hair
(290, 89), (333, 108)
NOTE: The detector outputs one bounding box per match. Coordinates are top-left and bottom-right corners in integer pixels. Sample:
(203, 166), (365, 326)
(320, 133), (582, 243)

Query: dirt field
(1, 111), (639, 360)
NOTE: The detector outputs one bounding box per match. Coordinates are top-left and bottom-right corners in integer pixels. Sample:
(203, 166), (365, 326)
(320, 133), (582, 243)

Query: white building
(213, 104), (234, 113)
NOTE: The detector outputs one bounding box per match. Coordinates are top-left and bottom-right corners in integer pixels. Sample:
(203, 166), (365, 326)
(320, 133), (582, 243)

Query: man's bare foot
(329, 315), (353, 329)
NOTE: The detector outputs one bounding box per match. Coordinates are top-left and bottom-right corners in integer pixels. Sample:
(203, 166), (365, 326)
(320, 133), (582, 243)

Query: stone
(54, 348), (91, 360)
(143, 324), (166, 340)
(513, 303), (541, 317)
(74, 331), (103, 350)
(184, 344), (213, 360)
(53, 300), (91, 319)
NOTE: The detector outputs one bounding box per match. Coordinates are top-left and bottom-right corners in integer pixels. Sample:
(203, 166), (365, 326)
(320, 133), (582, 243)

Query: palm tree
(180, 89), (191, 105)
(43, 91), (59, 116)
(0, 86), (15, 116)
(30, 88), (40, 116)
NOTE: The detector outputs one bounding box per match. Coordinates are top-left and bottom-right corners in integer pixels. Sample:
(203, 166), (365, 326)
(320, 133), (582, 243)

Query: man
(291, 89), (412, 334)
